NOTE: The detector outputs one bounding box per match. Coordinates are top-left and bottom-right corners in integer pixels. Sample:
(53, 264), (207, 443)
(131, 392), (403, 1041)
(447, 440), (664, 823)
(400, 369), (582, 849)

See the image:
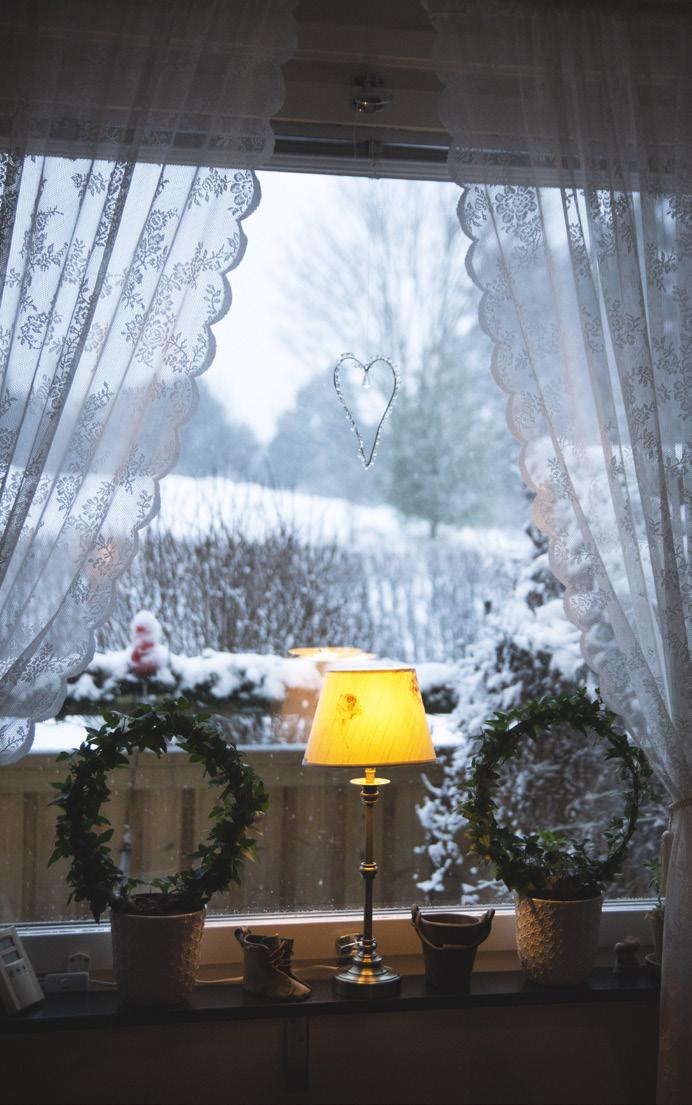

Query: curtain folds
(0, 0), (297, 763)
(424, 3), (691, 1102)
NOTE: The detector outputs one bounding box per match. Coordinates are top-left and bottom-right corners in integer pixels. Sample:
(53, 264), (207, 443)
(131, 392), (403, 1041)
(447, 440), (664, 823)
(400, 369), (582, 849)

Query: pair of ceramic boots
(234, 927), (311, 1002)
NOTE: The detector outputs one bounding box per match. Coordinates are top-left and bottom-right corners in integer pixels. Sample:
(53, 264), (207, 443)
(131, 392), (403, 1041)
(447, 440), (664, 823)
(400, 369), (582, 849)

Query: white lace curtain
(0, 0), (297, 763)
(424, 2), (691, 1102)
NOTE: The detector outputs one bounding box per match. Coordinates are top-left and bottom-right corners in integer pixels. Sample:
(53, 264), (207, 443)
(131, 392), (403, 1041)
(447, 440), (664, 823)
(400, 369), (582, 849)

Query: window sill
(15, 901), (656, 976)
(0, 966), (659, 1036)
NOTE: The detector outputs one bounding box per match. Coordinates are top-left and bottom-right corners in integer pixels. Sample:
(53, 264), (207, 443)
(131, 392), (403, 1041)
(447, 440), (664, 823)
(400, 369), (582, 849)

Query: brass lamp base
(334, 940), (401, 998)
(333, 769), (401, 998)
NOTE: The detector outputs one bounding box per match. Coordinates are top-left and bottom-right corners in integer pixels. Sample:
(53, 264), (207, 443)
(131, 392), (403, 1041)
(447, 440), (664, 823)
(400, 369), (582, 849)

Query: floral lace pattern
(0, 0), (298, 763)
(1, 1), (298, 168)
(426, 3), (690, 1101)
(0, 158), (258, 762)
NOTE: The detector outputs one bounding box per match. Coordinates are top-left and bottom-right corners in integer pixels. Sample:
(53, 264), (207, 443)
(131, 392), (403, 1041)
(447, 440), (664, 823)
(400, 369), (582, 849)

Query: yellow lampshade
(303, 664), (436, 768)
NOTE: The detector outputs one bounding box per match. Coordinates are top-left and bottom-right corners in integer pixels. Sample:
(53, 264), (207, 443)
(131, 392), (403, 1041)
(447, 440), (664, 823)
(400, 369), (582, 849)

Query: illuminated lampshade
(303, 664), (435, 768)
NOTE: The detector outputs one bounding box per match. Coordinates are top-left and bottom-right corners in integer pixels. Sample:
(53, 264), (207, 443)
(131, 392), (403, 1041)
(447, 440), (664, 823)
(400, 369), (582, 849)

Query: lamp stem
(361, 766), (377, 947)
(333, 766), (400, 997)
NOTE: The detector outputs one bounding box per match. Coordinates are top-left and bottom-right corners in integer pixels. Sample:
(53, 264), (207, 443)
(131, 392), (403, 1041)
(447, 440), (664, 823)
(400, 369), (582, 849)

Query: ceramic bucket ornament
(412, 905), (495, 990)
(333, 353), (400, 469)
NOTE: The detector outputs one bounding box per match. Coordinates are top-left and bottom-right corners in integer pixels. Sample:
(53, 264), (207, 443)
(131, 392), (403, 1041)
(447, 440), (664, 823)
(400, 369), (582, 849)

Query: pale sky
(206, 170), (472, 444)
(206, 171), (341, 442)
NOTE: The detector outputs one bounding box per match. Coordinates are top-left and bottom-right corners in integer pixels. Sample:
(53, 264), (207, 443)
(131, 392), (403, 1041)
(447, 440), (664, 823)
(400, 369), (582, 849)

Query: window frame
(2, 147), (658, 971)
(16, 901), (655, 976)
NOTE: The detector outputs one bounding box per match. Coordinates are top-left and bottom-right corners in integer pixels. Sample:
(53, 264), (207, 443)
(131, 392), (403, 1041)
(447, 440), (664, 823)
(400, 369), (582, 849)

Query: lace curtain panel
(0, 0), (294, 166)
(0, 0), (297, 764)
(424, 2), (690, 1103)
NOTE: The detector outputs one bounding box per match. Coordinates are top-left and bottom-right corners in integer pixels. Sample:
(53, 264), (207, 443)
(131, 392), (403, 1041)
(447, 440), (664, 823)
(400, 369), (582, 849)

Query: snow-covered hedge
(414, 527), (664, 904)
(61, 648), (460, 718)
(97, 477), (525, 665)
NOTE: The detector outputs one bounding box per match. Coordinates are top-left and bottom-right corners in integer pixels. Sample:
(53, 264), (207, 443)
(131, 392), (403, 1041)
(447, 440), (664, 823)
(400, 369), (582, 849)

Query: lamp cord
(86, 968), (338, 990)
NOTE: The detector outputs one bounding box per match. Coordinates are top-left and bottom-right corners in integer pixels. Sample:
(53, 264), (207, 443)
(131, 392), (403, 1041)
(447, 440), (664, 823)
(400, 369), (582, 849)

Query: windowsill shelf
(0, 966), (659, 1035)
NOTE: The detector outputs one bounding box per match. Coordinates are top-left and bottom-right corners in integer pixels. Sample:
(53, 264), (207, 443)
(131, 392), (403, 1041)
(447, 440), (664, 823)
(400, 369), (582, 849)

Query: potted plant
(644, 857), (664, 969)
(50, 699), (268, 1005)
(460, 690), (652, 986)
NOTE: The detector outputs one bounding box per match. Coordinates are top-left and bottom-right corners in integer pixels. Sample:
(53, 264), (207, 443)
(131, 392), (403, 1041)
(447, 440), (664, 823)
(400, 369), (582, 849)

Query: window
(0, 171), (662, 931)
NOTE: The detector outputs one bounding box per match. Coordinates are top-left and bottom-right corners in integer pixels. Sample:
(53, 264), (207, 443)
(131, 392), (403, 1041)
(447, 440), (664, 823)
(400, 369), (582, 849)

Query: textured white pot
(110, 908), (205, 1006)
(514, 893), (603, 986)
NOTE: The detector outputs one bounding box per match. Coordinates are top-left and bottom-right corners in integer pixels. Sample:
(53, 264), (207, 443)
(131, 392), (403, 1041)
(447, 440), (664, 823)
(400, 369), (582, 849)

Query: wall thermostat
(0, 927), (44, 1015)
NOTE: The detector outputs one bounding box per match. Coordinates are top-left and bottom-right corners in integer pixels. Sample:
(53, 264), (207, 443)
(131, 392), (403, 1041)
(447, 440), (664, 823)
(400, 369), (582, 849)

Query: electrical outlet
(66, 952), (90, 974)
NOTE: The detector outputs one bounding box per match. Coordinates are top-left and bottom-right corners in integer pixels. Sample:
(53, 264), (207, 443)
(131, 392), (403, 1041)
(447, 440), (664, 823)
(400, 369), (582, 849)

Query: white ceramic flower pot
(110, 908), (205, 1005)
(514, 893), (603, 986)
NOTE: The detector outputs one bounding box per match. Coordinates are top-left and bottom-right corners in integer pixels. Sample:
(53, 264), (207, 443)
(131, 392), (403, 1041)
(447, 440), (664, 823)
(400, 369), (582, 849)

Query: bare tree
(281, 178), (525, 533)
(285, 179), (474, 377)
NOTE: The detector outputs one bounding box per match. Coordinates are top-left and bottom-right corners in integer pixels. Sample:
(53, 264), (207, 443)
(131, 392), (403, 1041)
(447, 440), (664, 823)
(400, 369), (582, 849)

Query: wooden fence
(0, 745), (445, 924)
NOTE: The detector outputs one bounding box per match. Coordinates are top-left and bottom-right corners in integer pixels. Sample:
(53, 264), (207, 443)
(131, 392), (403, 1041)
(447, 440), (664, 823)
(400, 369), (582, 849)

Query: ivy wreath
(50, 699), (268, 920)
(460, 689), (653, 900)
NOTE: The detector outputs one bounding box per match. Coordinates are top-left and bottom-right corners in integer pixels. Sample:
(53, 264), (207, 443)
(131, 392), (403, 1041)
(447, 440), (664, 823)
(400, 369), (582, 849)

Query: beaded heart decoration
(333, 353), (400, 469)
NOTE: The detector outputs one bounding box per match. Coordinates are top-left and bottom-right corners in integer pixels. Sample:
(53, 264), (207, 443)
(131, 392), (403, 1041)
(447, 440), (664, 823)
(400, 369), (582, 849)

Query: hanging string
(331, 120), (400, 469)
(355, 120), (372, 388)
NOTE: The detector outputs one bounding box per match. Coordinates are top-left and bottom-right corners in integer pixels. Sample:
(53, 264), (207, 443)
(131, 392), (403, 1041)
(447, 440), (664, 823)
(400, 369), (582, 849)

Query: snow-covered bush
(96, 480), (517, 664)
(63, 646), (323, 744)
(363, 543), (514, 662)
(98, 516), (374, 657)
(415, 526), (664, 903)
(60, 642), (460, 748)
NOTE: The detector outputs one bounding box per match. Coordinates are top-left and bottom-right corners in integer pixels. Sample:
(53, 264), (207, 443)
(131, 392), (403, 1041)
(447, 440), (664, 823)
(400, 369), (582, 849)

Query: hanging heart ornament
(333, 353), (401, 470)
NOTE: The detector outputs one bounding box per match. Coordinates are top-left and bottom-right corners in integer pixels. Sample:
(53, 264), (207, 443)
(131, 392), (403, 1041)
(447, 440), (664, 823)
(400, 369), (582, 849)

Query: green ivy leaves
(50, 698), (268, 921)
(460, 689), (653, 901)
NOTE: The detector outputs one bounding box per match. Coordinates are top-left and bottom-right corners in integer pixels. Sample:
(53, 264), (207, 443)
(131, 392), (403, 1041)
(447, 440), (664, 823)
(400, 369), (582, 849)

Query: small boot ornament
(235, 927), (311, 1002)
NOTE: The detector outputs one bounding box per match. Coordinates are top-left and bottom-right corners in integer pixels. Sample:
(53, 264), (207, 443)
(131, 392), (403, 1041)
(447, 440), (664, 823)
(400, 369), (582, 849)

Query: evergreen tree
(280, 178), (526, 529)
(415, 527), (664, 904)
(382, 334), (519, 535)
(265, 370), (387, 503)
(175, 380), (262, 479)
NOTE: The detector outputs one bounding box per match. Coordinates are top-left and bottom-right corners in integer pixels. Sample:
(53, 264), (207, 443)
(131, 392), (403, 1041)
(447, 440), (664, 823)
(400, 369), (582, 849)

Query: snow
(68, 647), (323, 707)
(31, 710), (462, 755)
(33, 718), (88, 754)
(427, 714), (466, 748)
(156, 475), (532, 562)
(416, 662), (458, 694)
(513, 598), (584, 680)
(27, 484), (583, 835)
(173, 650), (321, 701)
(44, 635), (465, 755)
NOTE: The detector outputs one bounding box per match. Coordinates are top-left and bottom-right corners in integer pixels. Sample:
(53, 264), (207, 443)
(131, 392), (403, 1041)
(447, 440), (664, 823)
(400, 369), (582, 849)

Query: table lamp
(303, 663), (436, 997)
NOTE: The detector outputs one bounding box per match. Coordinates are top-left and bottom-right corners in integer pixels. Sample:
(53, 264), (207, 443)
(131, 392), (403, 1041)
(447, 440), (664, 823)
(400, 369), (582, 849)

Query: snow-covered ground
(32, 709), (465, 755)
(156, 474), (532, 562)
